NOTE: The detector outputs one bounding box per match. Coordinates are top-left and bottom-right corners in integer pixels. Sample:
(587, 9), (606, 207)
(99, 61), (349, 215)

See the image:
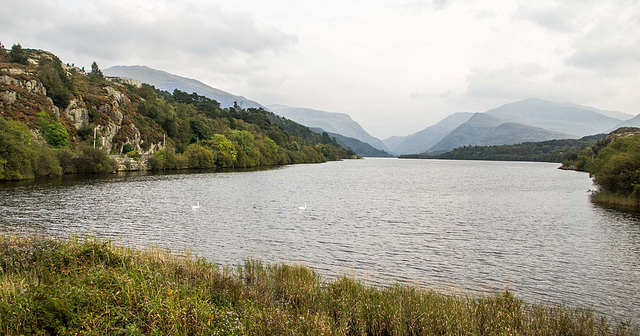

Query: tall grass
(591, 191), (640, 210)
(0, 234), (637, 335)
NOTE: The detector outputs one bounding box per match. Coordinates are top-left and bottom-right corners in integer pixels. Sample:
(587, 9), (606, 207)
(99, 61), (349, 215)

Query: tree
(89, 61), (104, 80)
(9, 44), (29, 65)
(0, 41), (6, 58)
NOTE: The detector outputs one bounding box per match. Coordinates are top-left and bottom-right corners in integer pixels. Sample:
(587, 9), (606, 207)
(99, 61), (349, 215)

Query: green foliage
(402, 136), (604, 163)
(1, 234), (637, 336)
(121, 143), (134, 154)
(73, 144), (116, 174)
(88, 61), (103, 80)
(38, 56), (73, 108)
(38, 112), (69, 147)
(588, 135), (640, 198)
(201, 134), (237, 167)
(0, 118), (62, 180)
(183, 143), (215, 169)
(9, 43), (29, 65)
(0, 117), (35, 180)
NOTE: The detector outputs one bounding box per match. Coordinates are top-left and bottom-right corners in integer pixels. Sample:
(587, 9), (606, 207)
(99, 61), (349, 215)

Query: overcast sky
(2, 0), (639, 138)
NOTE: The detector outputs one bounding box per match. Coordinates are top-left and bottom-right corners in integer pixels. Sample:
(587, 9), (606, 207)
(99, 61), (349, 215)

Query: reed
(0, 234), (637, 335)
(591, 191), (640, 210)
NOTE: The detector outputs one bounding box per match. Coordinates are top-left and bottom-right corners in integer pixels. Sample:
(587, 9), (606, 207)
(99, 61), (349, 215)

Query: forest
(399, 135), (604, 163)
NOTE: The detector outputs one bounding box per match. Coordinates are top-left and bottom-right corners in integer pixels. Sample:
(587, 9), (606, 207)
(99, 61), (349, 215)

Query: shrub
(38, 56), (73, 108)
(183, 144), (215, 169)
(38, 112), (69, 147)
(122, 143), (134, 154)
(9, 43), (29, 65)
(73, 144), (116, 174)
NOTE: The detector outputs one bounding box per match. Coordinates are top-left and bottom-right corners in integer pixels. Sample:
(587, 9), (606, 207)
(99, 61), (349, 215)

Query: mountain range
(104, 65), (638, 157)
(266, 105), (389, 152)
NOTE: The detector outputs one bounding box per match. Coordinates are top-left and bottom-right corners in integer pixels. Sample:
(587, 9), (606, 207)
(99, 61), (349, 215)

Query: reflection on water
(1, 158), (639, 321)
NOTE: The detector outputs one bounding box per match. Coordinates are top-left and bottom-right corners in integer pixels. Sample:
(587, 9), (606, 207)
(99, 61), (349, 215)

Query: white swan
(298, 202), (307, 210)
(191, 202), (200, 210)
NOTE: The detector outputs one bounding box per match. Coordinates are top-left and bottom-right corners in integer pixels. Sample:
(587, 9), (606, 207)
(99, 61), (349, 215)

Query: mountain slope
(104, 65), (263, 109)
(614, 114), (640, 129)
(309, 128), (392, 157)
(485, 98), (622, 137)
(428, 113), (571, 153)
(384, 112), (473, 155)
(267, 104), (388, 152)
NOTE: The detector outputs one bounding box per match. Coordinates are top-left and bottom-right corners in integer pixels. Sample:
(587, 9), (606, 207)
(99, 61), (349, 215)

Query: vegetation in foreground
(0, 235), (636, 335)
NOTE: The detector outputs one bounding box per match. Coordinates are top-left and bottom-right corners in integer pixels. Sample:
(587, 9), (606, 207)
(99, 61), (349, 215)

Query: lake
(1, 158), (639, 322)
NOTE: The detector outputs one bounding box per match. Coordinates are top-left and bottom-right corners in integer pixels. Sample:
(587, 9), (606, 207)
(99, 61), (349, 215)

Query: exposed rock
(64, 99), (89, 130)
(106, 76), (142, 88)
(0, 75), (47, 95)
(0, 90), (17, 105)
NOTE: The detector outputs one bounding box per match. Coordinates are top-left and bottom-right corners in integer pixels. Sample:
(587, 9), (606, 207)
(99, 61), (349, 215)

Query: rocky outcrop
(1, 52), (165, 158)
(63, 99), (89, 130)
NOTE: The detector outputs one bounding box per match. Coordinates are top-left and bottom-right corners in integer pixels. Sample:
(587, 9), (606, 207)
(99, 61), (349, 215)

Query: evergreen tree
(89, 61), (104, 80)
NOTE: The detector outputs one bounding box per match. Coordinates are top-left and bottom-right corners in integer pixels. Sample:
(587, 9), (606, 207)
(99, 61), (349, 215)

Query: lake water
(1, 158), (639, 322)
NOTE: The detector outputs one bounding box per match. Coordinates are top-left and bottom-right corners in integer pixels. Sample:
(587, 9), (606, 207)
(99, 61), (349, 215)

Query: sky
(1, 0), (640, 139)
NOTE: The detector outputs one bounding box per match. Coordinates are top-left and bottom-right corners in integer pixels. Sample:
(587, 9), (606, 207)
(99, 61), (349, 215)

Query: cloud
(564, 19), (640, 75)
(0, 0), (297, 71)
(515, 3), (574, 32)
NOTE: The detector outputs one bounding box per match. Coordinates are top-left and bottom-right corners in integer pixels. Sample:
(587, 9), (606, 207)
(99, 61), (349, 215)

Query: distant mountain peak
(267, 104), (388, 152)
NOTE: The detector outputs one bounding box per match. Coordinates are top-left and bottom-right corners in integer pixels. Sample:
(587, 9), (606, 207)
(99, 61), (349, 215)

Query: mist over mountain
(267, 105), (389, 152)
(613, 114), (640, 129)
(485, 99), (624, 137)
(104, 66), (264, 109)
(384, 113), (473, 155)
(428, 113), (571, 153)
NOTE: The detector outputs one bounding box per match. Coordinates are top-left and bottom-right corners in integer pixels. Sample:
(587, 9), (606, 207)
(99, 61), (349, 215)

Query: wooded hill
(0, 44), (354, 180)
(400, 135), (605, 163)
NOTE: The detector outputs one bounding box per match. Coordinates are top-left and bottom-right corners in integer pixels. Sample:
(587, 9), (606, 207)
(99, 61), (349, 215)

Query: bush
(183, 144), (215, 169)
(38, 56), (73, 108)
(9, 43), (29, 65)
(589, 135), (640, 197)
(73, 144), (116, 174)
(122, 143), (134, 154)
(38, 112), (69, 147)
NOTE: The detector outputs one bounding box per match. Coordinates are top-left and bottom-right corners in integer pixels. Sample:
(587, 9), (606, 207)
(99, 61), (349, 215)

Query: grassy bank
(0, 235), (636, 335)
(591, 191), (640, 211)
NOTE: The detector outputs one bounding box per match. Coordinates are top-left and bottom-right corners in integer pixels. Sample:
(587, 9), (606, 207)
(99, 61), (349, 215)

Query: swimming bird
(191, 202), (200, 210)
(298, 202), (307, 210)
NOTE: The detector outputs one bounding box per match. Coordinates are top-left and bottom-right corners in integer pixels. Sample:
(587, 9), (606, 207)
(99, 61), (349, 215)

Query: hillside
(485, 98), (623, 137)
(614, 114), (640, 129)
(384, 112), (473, 155)
(0, 46), (353, 180)
(428, 113), (570, 153)
(267, 104), (389, 152)
(402, 135), (605, 163)
(103, 65), (263, 109)
(309, 127), (393, 157)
